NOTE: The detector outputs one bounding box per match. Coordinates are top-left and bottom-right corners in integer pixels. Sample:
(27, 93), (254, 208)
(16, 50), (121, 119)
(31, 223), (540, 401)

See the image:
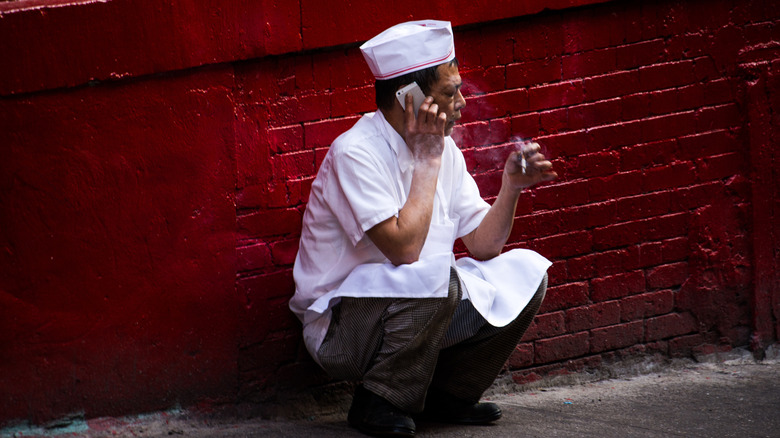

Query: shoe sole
(350, 422), (415, 437)
(454, 409), (503, 424)
(418, 408), (502, 425)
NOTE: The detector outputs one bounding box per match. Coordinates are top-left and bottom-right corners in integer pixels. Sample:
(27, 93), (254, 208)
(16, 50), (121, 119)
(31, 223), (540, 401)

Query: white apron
(303, 178), (551, 363)
(307, 182), (457, 319)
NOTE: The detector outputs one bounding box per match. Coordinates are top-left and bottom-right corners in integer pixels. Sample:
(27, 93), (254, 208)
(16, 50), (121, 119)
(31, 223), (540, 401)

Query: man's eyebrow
(447, 81), (462, 91)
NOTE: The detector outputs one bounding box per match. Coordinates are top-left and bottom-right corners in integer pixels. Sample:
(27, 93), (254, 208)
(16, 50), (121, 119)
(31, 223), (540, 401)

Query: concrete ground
(4, 347), (779, 438)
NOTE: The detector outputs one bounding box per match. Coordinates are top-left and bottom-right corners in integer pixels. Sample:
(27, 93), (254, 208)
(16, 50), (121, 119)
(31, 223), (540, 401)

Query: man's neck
(380, 107), (406, 140)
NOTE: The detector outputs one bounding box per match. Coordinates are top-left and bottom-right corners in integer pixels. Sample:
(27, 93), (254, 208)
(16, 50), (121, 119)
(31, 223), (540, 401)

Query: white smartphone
(395, 82), (426, 117)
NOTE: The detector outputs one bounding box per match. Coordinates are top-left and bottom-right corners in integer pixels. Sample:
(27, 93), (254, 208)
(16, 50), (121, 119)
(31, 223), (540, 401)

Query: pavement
(3, 347), (779, 438)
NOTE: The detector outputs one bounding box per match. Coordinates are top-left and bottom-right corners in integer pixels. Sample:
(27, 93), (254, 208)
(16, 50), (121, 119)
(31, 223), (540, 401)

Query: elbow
(470, 247), (502, 261)
(462, 230), (505, 261)
(390, 256), (418, 266)
(388, 253), (421, 266)
(386, 245), (423, 266)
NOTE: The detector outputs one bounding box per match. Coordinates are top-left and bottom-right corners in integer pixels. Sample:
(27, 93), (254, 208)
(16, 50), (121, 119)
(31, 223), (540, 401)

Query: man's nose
(455, 90), (466, 111)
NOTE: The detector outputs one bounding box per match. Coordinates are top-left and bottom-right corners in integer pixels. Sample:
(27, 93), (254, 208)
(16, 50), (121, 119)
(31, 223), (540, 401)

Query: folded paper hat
(360, 20), (456, 80)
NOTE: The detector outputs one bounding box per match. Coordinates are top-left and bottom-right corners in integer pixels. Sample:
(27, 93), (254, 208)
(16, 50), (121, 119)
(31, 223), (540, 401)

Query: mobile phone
(395, 82), (426, 117)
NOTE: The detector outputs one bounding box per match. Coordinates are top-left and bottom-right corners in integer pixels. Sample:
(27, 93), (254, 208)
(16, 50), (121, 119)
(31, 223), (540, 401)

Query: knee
(445, 267), (463, 310)
(535, 272), (549, 302)
(526, 272), (548, 312)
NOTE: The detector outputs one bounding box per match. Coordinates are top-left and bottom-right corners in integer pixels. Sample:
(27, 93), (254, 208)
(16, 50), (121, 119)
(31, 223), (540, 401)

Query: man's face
(428, 63), (466, 137)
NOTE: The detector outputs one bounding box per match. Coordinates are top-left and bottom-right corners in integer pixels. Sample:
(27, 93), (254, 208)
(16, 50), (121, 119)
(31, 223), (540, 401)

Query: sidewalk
(5, 348), (779, 438)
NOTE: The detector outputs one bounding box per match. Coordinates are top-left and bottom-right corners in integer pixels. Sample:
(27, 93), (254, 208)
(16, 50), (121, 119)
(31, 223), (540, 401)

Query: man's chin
(445, 122), (456, 137)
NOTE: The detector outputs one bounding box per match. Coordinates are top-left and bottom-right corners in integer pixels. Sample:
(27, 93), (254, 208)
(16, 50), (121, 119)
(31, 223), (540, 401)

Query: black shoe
(419, 389), (502, 424)
(348, 385), (416, 437)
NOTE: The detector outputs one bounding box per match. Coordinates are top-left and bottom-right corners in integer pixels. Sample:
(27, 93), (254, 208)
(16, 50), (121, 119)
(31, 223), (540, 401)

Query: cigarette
(520, 154), (527, 175)
(515, 140), (531, 175)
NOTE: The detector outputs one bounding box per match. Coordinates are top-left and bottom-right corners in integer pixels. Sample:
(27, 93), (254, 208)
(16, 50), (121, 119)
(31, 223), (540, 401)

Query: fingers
(530, 157), (557, 182)
(523, 143), (551, 169)
(529, 157), (553, 169)
(435, 111), (447, 133)
(403, 93), (415, 127)
(521, 143), (544, 164)
(406, 96), (445, 135)
(521, 142), (557, 181)
(417, 97), (437, 125)
(521, 142), (541, 157)
(403, 95), (439, 131)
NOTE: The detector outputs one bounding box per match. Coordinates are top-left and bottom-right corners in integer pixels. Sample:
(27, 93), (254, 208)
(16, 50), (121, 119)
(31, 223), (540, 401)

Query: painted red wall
(1, 0), (778, 427)
(0, 68), (240, 423)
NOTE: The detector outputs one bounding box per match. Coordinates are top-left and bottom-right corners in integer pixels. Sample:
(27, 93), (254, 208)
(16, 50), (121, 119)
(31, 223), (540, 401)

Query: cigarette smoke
(453, 73), (549, 171)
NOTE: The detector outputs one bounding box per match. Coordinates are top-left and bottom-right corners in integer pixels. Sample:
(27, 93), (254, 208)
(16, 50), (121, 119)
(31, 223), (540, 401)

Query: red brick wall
(1, 0), (778, 427)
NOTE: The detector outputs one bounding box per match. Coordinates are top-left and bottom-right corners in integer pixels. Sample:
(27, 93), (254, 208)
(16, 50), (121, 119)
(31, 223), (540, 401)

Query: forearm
(466, 141), (557, 259)
(367, 159), (441, 265)
(467, 179), (522, 260)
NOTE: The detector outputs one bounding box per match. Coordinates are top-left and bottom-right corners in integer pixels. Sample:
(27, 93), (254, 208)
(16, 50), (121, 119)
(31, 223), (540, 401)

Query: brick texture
(1, 0), (777, 426)
(229, 0), (773, 403)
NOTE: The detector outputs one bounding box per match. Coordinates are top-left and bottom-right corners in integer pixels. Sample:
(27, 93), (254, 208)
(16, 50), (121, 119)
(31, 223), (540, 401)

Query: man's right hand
(403, 93), (447, 163)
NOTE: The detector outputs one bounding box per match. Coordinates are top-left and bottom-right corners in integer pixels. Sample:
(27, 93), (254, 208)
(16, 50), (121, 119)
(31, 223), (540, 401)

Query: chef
(290, 20), (557, 438)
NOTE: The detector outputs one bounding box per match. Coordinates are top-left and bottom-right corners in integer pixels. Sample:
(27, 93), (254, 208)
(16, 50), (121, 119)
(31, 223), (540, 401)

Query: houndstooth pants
(317, 267), (548, 413)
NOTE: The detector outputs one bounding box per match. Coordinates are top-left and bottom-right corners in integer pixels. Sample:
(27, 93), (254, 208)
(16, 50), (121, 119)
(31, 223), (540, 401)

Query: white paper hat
(360, 20), (456, 80)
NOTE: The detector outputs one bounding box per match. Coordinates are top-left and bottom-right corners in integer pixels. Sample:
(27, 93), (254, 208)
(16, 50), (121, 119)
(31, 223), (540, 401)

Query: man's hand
(403, 94), (447, 163)
(503, 141), (557, 192)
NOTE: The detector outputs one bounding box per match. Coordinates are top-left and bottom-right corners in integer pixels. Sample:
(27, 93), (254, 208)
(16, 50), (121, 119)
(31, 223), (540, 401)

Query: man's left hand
(503, 141), (557, 191)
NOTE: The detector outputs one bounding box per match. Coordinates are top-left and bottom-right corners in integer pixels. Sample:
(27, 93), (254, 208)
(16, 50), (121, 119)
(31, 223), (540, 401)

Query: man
(290, 20), (557, 437)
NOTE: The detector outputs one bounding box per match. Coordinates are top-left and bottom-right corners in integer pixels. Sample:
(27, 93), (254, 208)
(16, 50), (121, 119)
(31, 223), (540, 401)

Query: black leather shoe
(419, 389), (502, 424)
(348, 385), (416, 437)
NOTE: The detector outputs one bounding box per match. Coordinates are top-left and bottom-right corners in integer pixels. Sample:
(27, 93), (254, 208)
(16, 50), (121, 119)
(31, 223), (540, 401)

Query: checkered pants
(317, 267), (548, 413)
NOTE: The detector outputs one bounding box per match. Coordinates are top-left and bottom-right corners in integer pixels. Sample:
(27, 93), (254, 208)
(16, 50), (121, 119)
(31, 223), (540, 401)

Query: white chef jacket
(290, 110), (551, 364)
